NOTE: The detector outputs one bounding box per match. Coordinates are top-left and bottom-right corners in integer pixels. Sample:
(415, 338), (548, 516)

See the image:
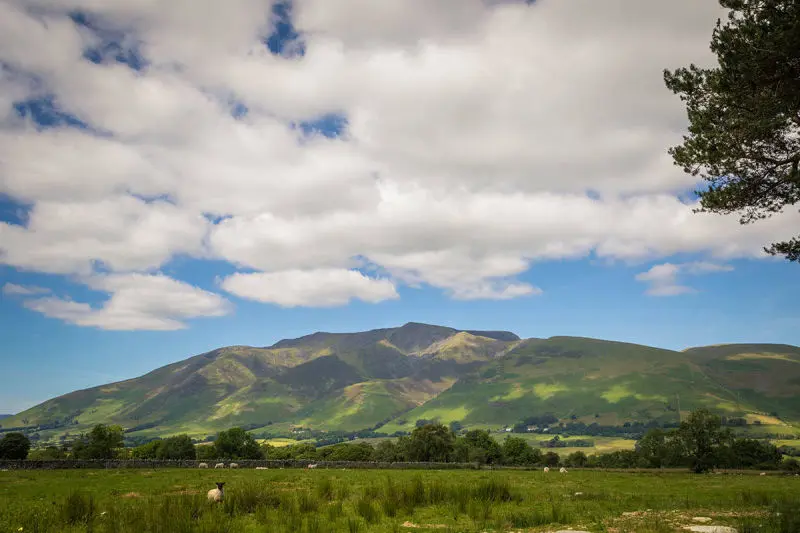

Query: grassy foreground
(1, 468), (798, 532)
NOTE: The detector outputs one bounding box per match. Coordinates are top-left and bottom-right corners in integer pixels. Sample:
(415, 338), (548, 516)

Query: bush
(783, 457), (799, 472)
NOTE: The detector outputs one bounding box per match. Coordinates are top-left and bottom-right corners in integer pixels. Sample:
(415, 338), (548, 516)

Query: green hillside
(2, 323), (798, 443)
(380, 338), (800, 433)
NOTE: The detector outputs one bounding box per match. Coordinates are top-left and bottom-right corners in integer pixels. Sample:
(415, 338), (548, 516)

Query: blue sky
(1, 0), (799, 414)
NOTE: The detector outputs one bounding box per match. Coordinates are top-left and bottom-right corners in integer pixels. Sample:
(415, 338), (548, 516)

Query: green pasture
(1, 468), (798, 532)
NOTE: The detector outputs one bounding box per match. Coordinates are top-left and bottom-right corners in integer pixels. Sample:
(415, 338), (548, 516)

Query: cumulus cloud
(22, 274), (232, 330)
(221, 269), (399, 307)
(636, 262), (734, 297)
(0, 0), (796, 323)
(0, 196), (209, 275)
(2, 283), (51, 296)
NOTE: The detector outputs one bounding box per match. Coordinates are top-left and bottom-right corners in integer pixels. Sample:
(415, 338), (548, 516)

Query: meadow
(1, 468), (798, 533)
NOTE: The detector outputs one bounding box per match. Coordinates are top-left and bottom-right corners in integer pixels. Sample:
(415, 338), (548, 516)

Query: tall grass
(61, 491), (96, 525)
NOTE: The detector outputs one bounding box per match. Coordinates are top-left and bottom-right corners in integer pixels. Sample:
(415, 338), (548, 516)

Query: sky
(1, 0), (799, 415)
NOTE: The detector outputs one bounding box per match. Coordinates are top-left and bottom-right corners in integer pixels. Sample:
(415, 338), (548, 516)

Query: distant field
(508, 434), (637, 457)
(259, 438), (314, 448)
(2, 468), (798, 532)
(313, 434), (637, 457)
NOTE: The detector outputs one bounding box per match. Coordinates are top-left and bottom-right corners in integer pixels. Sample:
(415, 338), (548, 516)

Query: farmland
(1, 468), (798, 532)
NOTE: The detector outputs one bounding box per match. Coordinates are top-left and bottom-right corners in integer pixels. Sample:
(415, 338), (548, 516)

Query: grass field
(510, 434), (637, 457)
(1, 468), (798, 532)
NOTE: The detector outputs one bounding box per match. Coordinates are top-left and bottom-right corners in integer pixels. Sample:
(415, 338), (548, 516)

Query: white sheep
(214, 463), (225, 469)
(760, 472), (766, 476)
(308, 463), (318, 469)
(229, 463), (239, 469)
(543, 467), (550, 472)
(207, 482), (225, 503)
(198, 463), (209, 469)
(560, 467), (568, 473)
(256, 467), (268, 470)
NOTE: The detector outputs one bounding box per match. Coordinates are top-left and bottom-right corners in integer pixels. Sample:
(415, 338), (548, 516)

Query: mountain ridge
(2, 323), (798, 443)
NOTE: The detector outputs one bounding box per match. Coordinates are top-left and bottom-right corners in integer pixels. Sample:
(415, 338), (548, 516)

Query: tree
(132, 440), (163, 460)
(406, 423), (455, 462)
(543, 451), (561, 467)
(664, 0), (800, 262)
(501, 436), (542, 466)
(565, 451), (588, 468)
(455, 429), (503, 465)
(196, 443), (217, 461)
(783, 457), (800, 472)
(726, 438), (782, 469)
(0, 432), (31, 460)
(157, 435), (196, 460)
(374, 440), (403, 462)
(213, 428), (263, 460)
(319, 442), (374, 462)
(27, 445), (67, 460)
(71, 424), (124, 460)
(636, 428), (683, 468)
(675, 409), (733, 473)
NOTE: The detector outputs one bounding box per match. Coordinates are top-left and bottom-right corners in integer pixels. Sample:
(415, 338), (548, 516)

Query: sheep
(256, 467), (268, 470)
(308, 463), (318, 469)
(543, 467), (550, 472)
(229, 463), (239, 469)
(760, 472), (766, 476)
(207, 482), (225, 503)
(198, 463), (209, 469)
(560, 467), (568, 473)
(214, 463), (225, 469)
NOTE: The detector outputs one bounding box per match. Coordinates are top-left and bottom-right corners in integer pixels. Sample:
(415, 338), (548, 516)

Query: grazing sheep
(560, 467), (568, 473)
(229, 463), (239, 469)
(214, 463), (225, 469)
(198, 463), (209, 469)
(256, 467), (268, 470)
(760, 472), (766, 476)
(207, 482), (225, 503)
(308, 463), (318, 469)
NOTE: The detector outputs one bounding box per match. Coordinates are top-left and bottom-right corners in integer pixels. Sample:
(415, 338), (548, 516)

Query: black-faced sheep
(207, 482), (225, 503)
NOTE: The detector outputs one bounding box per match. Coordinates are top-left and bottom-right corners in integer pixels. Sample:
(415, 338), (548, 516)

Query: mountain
(1, 323), (798, 443)
(0, 415), (11, 420)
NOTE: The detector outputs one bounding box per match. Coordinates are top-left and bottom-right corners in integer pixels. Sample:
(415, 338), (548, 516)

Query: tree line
(1, 409), (798, 473)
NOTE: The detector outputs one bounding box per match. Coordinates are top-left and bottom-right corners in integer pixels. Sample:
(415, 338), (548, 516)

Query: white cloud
(2, 283), (51, 296)
(0, 0), (796, 317)
(22, 274), (231, 330)
(221, 269), (399, 307)
(685, 262), (735, 275)
(636, 262), (734, 297)
(0, 196), (209, 275)
(451, 281), (541, 301)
